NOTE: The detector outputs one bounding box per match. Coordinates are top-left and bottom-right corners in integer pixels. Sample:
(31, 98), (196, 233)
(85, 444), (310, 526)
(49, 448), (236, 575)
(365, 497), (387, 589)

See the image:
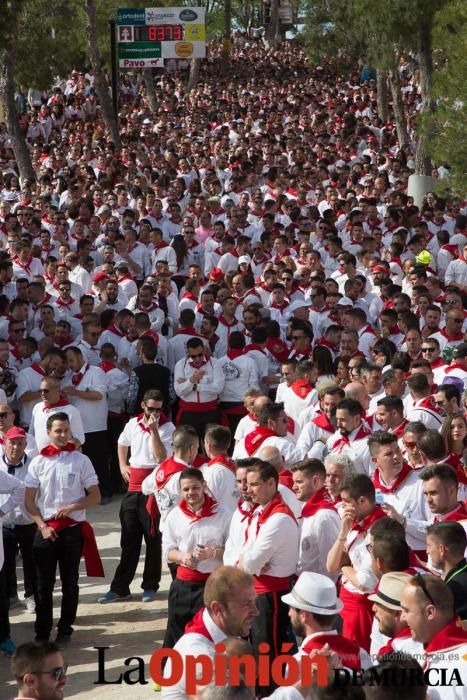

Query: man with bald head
(28, 377), (85, 451)
(257, 445), (302, 517)
(344, 381), (375, 428)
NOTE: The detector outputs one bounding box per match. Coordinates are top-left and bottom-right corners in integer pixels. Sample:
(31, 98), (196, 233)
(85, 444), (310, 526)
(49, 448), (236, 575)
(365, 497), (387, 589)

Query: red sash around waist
(128, 466), (154, 493)
(177, 567), (210, 583)
(254, 574), (290, 594)
(45, 517), (104, 578)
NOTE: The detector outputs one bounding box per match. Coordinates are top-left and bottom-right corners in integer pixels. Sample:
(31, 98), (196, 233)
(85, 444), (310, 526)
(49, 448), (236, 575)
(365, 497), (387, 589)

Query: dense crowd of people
(1, 35), (467, 700)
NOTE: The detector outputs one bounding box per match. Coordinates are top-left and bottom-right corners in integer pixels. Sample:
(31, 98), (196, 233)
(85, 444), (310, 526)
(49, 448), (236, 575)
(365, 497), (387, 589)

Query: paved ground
(2, 496), (168, 699)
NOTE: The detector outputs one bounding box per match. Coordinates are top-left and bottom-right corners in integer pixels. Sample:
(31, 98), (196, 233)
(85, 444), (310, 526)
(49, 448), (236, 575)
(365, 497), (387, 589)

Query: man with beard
(11, 641), (68, 700)
(161, 566), (258, 700)
(368, 572), (423, 660)
(282, 572), (371, 670)
(296, 386), (344, 458)
(326, 399), (372, 476)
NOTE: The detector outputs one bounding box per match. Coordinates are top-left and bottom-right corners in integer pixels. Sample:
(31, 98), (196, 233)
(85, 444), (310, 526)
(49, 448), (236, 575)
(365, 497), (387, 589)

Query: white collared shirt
(118, 416), (175, 468)
(68, 365), (108, 432)
(240, 498), (299, 579)
(201, 460), (238, 513)
(141, 457), (191, 530)
(233, 434), (303, 468)
(16, 364), (47, 427)
(174, 356), (225, 404)
(24, 451), (98, 521)
(29, 401), (85, 451)
(163, 500), (231, 572)
(0, 454), (32, 525)
(327, 425), (372, 476)
(0, 469), (24, 567)
(297, 505), (341, 579)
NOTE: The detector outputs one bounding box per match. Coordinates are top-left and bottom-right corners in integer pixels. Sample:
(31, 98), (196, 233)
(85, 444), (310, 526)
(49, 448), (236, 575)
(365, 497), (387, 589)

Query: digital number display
(134, 25), (183, 42)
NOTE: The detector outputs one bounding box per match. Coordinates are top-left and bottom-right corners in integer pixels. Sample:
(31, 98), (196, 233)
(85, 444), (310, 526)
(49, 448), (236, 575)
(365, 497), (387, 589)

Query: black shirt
(445, 558), (467, 620)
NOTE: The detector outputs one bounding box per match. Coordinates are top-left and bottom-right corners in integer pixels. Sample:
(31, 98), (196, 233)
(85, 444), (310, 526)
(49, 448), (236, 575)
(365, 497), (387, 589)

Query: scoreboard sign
(116, 7), (206, 68)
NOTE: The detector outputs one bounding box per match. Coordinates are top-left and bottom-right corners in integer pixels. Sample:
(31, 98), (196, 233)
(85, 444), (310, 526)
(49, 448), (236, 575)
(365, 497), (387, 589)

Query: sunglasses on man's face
(33, 663), (68, 682)
(0, 412), (10, 418)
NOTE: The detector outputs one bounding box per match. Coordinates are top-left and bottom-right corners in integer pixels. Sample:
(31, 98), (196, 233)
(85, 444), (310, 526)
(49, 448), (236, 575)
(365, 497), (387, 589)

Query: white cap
(289, 299), (312, 314)
(238, 255), (252, 266)
(282, 573), (343, 615)
(336, 296), (353, 307)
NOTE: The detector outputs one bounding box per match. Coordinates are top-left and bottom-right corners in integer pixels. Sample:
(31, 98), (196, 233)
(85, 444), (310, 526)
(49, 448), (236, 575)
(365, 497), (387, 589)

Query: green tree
(422, 0), (467, 196)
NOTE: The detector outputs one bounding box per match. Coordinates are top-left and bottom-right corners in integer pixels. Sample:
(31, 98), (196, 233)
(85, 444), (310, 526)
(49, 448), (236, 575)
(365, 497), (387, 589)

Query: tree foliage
(422, 0), (467, 196)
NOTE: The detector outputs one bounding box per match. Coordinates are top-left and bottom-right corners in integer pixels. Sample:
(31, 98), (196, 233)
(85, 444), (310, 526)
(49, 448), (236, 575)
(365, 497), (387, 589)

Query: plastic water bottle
(375, 488), (385, 506)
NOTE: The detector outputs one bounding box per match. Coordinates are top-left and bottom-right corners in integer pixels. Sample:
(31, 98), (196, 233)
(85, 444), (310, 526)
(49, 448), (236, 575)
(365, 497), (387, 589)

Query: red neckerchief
(56, 335), (74, 349)
(315, 338), (337, 353)
(136, 412), (168, 433)
(333, 423), (371, 451)
(416, 396), (440, 413)
(270, 301), (289, 313)
(393, 419), (408, 438)
(154, 241), (168, 250)
(13, 255), (32, 272)
(445, 361), (466, 374)
(179, 494), (218, 523)
(99, 361), (116, 373)
(266, 337), (290, 362)
(377, 627), (413, 658)
(244, 343), (266, 356)
(303, 633), (361, 670)
(55, 297), (75, 308)
(32, 293), (52, 311)
(443, 453), (467, 485)
(117, 274), (133, 284)
(31, 362), (46, 376)
(227, 348), (244, 360)
(278, 469), (294, 490)
(291, 379), (313, 399)
(244, 426), (277, 456)
(434, 502), (467, 523)
(40, 442), (76, 457)
(184, 608), (214, 641)
(207, 454), (236, 474)
(181, 292), (198, 302)
(349, 506), (386, 547)
(43, 398), (69, 412)
(72, 363), (89, 386)
(312, 413), (335, 433)
(440, 329), (464, 341)
(155, 456), (188, 490)
(301, 487), (337, 518)
(218, 314), (237, 328)
(107, 323), (125, 337)
(430, 358), (446, 369)
(373, 462), (413, 494)
(424, 620), (467, 654)
(255, 492), (296, 535)
(176, 326), (199, 336)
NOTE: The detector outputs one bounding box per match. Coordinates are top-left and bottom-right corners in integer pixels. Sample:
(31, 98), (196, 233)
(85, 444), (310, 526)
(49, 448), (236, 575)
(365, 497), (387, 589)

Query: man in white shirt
(202, 424), (238, 513)
(62, 346), (110, 500)
(233, 402), (302, 466)
(162, 468), (231, 648)
(0, 442), (24, 656)
(16, 348), (65, 428)
(326, 398), (372, 476)
(218, 332), (260, 435)
(400, 576), (467, 700)
(98, 390), (175, 604)
(160, 566), (258, 699)
(24, 413), (101, 646)
(327, 474), (386, 653)
(406, 373), (443, 429)
(174, 337), (225, 437)
(282, 360), (316, 424)
(29, 376), (85, 452)
(237, 460), (298, 695)
(291, 458), (341, 578)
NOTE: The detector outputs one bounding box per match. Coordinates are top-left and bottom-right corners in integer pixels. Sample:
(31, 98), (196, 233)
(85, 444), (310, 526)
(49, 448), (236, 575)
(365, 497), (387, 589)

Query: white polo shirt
(162, 500), (231, 573)
(67, 365), (108, 433)
(118, 416), (175, 467)
(0, 469), (24, 568)
(24, 450), (98, 522)
(29, 401), (85, 451)
(16, 364), (47, 427)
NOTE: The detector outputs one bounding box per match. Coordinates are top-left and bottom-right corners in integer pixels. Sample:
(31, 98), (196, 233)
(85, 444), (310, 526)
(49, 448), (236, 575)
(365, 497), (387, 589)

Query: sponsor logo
(175, 42), (193, 57)
(179, 9), (198, 21)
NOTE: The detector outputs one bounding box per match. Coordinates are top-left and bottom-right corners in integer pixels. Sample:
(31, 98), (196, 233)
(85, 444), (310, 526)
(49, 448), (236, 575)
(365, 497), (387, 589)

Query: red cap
(93, 272), (109, 283)
(4, 427), (27, 440)
(209, 268), (224, 282)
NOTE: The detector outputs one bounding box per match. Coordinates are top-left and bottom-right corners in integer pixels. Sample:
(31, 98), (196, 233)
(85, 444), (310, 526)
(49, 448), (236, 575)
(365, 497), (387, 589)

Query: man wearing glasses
(400, 575), (467, 698)
(98, 390), (174, 604)
(28, 377), (84, 452)
(16, 348), (65, 429)
(431, 310), (466, 352)
(11, 640), (68, 699)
